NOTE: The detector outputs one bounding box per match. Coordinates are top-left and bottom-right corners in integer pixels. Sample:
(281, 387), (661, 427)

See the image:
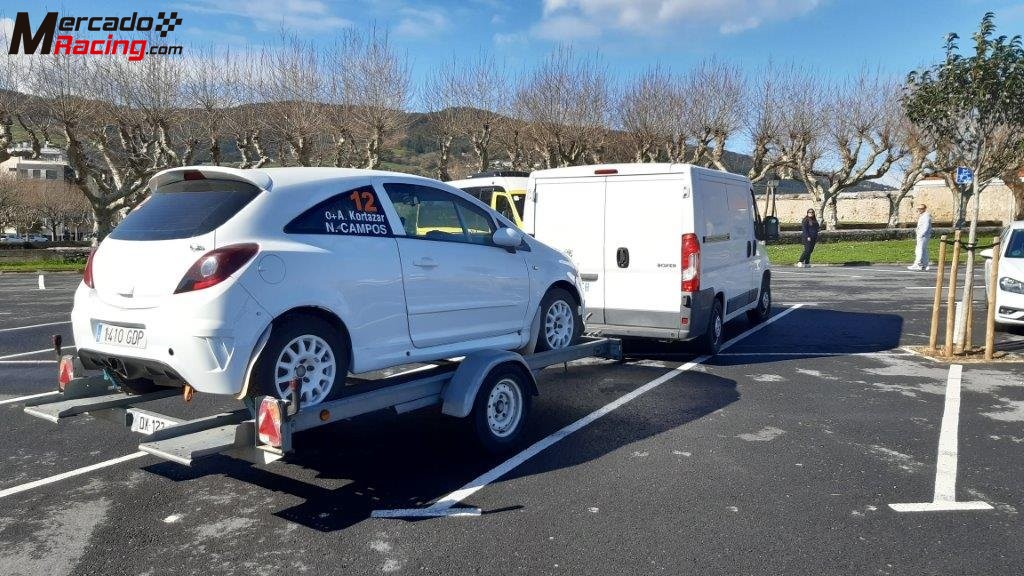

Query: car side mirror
(757, 216), (780, 243)
(492, 228), (522, 251)
(981, 248), (993, 259)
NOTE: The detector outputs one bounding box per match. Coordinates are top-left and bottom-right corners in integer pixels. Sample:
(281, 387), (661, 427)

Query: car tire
(535, 288), (582, 352)
(696, 299), (724, 356)
(251, 314), (348, 407)
(746, 275), (772, 324)
(470, 365), (532, 454)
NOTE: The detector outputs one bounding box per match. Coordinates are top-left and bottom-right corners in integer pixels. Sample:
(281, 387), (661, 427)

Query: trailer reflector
(257, 397), (283, 448)
(58, 355), (75, 391)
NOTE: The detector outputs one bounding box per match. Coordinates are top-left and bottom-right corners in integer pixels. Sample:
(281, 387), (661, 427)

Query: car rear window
(109, 180), (260, 241)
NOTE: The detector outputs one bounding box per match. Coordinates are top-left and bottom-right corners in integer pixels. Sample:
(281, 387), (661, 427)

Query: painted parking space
(0, 267), (1021, 575)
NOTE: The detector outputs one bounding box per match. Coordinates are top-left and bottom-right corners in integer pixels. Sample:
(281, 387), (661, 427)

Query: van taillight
(174, 243), (259, 294)
(681, 233), (700, 292)
(83, 249), (96, 289)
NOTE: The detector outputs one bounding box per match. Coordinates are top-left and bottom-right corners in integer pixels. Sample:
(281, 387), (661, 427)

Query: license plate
(128, 410), (176, 435)
(95, 323), (147, 349)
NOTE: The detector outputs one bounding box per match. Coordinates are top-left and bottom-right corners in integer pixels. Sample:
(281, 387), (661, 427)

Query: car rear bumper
(71, 281), (271, 396)
(583, 289), (713, 341)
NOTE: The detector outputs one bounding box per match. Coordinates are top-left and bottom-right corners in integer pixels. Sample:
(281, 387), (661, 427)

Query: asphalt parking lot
(1, 267), (1022, 576)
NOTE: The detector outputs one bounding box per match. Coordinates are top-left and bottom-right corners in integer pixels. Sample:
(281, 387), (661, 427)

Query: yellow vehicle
(447, 171), (530, 233)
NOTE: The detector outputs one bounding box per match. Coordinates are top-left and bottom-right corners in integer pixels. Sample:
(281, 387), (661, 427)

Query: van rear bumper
(583, 288), (714, 341)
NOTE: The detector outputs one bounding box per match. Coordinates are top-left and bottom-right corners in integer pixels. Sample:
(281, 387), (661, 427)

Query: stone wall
(763, 178), (1016, 226)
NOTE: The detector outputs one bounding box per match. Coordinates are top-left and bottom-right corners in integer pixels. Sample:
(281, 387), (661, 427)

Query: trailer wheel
(536, 288), (582, 352)
(471, 365), (532, 453)
(251, 314), (348, 407)
(695, 299), (724, 356)
(746, 275), (772, 324)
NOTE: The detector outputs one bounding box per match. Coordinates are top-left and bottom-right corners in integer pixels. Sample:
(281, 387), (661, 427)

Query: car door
(383, 182), (530, 348)
(725, 180), (760, 313)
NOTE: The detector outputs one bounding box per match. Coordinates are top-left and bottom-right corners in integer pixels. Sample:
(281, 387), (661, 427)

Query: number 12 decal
(350, 190), (377, 212)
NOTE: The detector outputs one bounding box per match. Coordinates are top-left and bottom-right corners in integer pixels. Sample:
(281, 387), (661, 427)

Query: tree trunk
(821, 196), (839, 231)
(955, 178), (982, 351)
(91, 205), (116, 244)
(886, 194), (901, 228)
(209, 137), (222, 166)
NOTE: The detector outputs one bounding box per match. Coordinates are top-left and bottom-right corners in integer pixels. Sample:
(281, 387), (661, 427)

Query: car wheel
(470, 365), (532, 454)
(746, 275), (772, 324)
(535, 288), (582, 352)
(696, 299), (724, 355)
(252, 314), (348, 407)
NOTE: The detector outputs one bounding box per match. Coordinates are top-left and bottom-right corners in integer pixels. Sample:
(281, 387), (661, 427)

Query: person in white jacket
(908, 204), (932, 271)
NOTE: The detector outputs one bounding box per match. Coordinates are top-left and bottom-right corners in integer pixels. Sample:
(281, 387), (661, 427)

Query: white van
(525, 163), (775, 354)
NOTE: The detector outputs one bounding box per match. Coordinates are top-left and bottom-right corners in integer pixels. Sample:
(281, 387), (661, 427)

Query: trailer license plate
(129, 411), (175, 435)
(95, 323), (147, 349)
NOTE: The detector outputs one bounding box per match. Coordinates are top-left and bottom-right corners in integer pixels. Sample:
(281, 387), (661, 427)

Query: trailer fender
(441, 350), (538, 418)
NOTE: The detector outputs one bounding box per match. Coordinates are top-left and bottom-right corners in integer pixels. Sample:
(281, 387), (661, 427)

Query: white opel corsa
(72, 167), (585, 406)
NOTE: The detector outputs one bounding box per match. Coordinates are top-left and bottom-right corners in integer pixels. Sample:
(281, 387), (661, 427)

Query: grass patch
(0, 260), (85, 272)
(766, 236), (996, 266)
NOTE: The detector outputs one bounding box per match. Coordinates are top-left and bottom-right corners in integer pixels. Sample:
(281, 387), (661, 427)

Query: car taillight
(58, 355), (75, 391)
(257, 396), (283, 447)
(681, 233), (701, 292)
(83, 249), (96, 288)
(174, 243), (259, 294)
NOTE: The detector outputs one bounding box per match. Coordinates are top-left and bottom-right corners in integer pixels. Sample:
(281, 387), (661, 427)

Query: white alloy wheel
(544, 300), (575, 350)
(274, 334), (337, 406)
(486, 379), (524, 438)
(713, 312), (724, 343)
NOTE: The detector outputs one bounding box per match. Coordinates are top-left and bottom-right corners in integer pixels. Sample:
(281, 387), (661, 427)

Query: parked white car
(984, 221), (1024, 328)
(72, 167), (585, 406)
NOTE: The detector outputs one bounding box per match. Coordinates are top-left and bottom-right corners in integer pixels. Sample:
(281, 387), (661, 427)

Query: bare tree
(515, 47), (611, 168)
(226, 50), (272, 169)
(617, 66), (674, 162)
(183, 47), (242, 165)
(456, 54), (507, 172)
(258, 34), (329, 166)
(344, 28), (411, 169)
(422, 58), (461, 180)
(742, 64), (791, 184)
(677, 59), (745, 171)
(0, 175), (22, 232)
(780, 73), (903, 229)
(886, 114), (943, 227)
(23, 179), (90, 240)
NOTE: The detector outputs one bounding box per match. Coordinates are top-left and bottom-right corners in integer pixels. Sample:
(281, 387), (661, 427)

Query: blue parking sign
(955, 167), (974, 185)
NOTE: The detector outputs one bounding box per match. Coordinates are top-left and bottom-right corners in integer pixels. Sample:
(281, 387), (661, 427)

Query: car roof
(149, 166), (444, 193)
(1007, 221), (1024, 230)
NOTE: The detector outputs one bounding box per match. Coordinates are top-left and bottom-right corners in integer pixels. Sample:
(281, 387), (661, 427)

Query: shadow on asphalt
(143, 367), (739, 532)
(620, 307), (903, 366)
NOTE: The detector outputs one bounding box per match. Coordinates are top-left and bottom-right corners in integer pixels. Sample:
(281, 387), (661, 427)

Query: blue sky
(4, 1), (1022, 85)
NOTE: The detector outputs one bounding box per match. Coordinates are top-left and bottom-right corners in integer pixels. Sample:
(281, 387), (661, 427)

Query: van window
(384, 183), (496, 244)
(511, 192), (526, 217)
(284, 185), (392, 237)
(109, 180), (259, 241)
(494, 194), (517, 222)
(459, 185), (505, 205)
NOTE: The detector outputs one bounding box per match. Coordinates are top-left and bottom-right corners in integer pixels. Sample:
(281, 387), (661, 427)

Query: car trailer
(24, 336), (622, 467)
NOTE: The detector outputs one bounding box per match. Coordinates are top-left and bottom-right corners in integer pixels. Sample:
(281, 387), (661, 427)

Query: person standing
(908, 204), (932, 271)
(796, 208), (820, 268)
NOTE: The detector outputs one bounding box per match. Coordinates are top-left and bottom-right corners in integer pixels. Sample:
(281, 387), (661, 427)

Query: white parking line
(372, 303), (808, 518)
(0, 391), (60, 405)
(0, 348), (55, 360)
(0, 452), (148, 499)
(0, 320), (71, 333)
(0, 360), (57, 365)
(889, 364), (992, 513)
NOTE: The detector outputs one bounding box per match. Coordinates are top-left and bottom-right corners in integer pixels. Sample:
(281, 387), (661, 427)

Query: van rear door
(603, 174), (684, 328)
(531, 176), (606, 323)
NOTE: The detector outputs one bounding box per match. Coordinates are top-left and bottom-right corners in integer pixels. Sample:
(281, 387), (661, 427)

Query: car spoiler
(148, 166), (273, 193)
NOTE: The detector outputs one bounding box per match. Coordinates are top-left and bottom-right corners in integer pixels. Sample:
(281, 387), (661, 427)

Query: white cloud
(493, 32), (527, 45)
(177, 0), (352, 33)
(538, 0), (822, 37)
(394, 7), (451, 38)
(530, 14), (602, 40)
